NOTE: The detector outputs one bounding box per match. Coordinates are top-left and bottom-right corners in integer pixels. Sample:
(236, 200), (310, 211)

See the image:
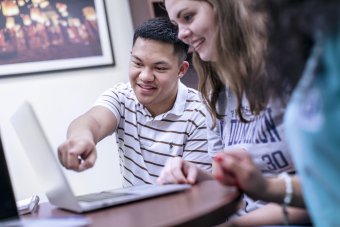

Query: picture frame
(0, 0), (114, 78)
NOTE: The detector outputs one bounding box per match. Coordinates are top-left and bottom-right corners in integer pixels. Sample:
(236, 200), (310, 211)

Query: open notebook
(10, 102), (190, 213)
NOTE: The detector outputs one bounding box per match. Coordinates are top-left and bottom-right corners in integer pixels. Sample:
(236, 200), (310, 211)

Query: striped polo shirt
(95, 82), (212, 187)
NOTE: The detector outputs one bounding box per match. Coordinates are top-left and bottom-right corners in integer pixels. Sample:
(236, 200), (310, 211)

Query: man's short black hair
(133, 17), (189, 62)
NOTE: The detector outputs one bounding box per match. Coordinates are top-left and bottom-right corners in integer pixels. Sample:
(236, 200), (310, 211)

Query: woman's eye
(183, 14), (193, 22)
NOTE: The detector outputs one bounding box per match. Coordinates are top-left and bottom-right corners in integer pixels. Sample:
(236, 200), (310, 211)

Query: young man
(58, 17), (211, 187)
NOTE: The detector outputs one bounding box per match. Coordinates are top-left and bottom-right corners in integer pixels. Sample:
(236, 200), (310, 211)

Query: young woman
(158, 0), (310, 226)
(213, 1), (340, 226)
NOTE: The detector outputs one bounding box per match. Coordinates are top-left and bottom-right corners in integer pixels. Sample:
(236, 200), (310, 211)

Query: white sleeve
(94, 83), (127, 127)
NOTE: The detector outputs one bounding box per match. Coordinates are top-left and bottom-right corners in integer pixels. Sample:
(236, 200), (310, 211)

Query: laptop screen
(0, 134), (19, 221)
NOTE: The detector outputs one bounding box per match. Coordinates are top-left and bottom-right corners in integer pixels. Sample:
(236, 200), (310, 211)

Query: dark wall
(128, 0), (150, 29)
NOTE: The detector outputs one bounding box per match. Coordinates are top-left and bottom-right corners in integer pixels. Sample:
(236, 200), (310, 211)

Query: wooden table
(24, 180), (241, 227)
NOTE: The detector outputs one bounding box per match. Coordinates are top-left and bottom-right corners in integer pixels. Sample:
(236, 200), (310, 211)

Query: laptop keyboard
(77, 191), (134, 202)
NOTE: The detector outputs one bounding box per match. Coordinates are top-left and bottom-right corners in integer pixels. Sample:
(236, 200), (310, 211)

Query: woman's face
(165, 0), (218, 62)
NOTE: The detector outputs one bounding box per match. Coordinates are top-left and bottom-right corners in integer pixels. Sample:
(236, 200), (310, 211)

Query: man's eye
(133, 62), (143, 67)
(156, 67), (167, 71)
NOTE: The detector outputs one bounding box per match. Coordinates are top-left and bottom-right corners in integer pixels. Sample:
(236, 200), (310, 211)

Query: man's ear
(178, 61), (189, 79)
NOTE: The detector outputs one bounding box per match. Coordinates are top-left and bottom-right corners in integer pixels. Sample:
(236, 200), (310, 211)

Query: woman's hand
(213, 149), (268, 200)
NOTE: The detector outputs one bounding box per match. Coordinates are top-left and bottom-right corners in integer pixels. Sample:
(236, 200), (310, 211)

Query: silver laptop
(0, 129), (89, 226)
(10, 102), (190, 213)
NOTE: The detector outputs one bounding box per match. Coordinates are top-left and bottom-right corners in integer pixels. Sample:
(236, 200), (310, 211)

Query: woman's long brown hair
(193, 0), (267, 125)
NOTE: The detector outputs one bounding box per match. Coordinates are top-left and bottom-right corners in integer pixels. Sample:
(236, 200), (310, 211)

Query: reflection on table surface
(24, 180), (241, 227)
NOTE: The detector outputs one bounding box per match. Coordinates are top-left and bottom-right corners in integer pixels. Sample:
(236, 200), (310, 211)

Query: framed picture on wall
(0, 0), (114, 78)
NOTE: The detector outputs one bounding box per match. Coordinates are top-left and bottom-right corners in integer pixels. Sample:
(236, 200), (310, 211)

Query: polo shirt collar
(168, 81), (187, 116)
(153, 81), (188, 120)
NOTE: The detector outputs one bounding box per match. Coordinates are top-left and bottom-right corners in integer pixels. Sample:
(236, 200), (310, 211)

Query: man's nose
(139, 68), (155, 82)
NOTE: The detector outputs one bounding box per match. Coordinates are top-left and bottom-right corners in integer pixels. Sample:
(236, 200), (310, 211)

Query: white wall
(0, 1), (134, 202)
